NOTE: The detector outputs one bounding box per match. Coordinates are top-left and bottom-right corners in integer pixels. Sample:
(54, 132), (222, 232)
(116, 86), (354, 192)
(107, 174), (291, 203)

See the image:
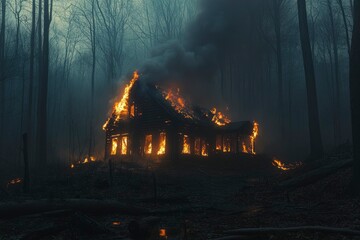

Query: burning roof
(103, 71), (233, 130)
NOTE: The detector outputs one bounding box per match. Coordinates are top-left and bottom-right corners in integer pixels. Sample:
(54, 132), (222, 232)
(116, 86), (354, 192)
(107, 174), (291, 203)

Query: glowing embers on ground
(103, 71), (139, 130)
(272, 158), (303, 171)
(157, 132), (166, 155)
(211, 108), (231, 126)
(145, 134), (153, 154)
(182, 135), (191, 154)
(7, 178), (22, 187)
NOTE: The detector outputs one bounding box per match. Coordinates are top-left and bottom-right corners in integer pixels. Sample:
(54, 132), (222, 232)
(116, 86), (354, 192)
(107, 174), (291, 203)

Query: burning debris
(272, 158), (303, 171)
(210, 108), (231, 126)
(7, 178), (22, 187)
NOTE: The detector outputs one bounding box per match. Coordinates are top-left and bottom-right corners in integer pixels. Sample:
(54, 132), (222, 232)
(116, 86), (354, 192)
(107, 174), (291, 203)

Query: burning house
(103, 71), (258, 163)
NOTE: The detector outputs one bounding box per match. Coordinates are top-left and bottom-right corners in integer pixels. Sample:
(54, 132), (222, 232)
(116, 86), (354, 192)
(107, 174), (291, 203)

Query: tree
(36, 0), (53, 166)
(28, 0), (36, 138)
(0, 0), (6, 151)
(297, 0), (324, 159)
(349, 0), (360, 192)
(271, 0), (285, 137)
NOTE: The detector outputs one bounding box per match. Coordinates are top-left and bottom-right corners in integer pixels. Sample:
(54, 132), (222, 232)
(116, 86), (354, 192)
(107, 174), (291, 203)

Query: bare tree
(0, 0), (6, 152)
(95, 0), (132, 83)
(8, 0), (25, 57)
(297, 0), (324, 159)
(36, 0), (53, 166)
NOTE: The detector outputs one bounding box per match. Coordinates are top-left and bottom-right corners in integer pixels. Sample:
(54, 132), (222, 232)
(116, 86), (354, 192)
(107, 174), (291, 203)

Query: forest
(0, 0), (360, 239)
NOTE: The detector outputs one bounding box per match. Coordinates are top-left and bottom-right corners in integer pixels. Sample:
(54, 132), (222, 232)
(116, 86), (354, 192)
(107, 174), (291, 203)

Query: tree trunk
(88, 0), (96, 160)
(297, 0), (324, 159)
(350, 0), (360, 193)
(28, 0), (35, 149)
(0, 0), (6, 152)
(327, 0), (341, 145)
(36, 0), (51, 166)
(273, 0), (284, 138)
(337, 0), (351, 56)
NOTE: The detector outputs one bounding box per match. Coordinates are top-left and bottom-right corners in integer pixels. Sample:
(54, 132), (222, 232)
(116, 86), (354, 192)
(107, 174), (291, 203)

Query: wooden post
(22, 133), (30, 193)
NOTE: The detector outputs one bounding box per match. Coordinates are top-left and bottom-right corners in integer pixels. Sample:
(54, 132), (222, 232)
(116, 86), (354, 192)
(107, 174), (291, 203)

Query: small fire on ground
(7, 178), (22, 187)
(70, 156), (96, 168)
(272, 158), (302, 171)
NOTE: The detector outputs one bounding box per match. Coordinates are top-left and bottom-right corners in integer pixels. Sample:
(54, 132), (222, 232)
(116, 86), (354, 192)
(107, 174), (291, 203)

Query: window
(157, 132), (166, 155)
(223, 137), (231, 152)
(201, 140), (209, 156)
(130, 103), (135, 118)
(182, 135), (191, 154)
(144, 135), (152, 154)
(216, 135), (222, 151)
(111, 138), (118, 155)
(194, 138), (201, 155)
(121, 136), (128, 155)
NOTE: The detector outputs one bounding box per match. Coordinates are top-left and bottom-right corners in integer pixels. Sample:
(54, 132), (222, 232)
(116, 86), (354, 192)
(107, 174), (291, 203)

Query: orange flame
(211, 108), (231, 126)
(157, 132), (166, 155)
(250, 121), (259, 154)
(201, 142), (208, 156)
(111, 138), (118, 155)
(182, 135), (191, 154)
(159, 228), (167, 237)
(145, 135), (152, 154)
(272, 158), (302, 171)
(164, 89), (194, 119)
(103, 71), (139, 130)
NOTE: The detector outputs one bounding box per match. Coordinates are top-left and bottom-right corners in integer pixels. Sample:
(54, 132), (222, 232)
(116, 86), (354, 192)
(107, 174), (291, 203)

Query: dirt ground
(0, 157), (359, 240)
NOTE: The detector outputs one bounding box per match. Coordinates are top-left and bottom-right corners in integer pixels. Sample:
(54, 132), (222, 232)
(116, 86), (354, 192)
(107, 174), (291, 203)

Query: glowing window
(121, 136), (128, 155)
(223, 137), (231, 153)
(144, 135), (152, 154)
(201, 140), (208, 156)
(216, 135), (222, 151)
(194, 138), (201, 155)
(130, 103), (135, 117)
(157, 132), (166, 155)
(111, 138), (118, 155)
(182, 135), (191, 154)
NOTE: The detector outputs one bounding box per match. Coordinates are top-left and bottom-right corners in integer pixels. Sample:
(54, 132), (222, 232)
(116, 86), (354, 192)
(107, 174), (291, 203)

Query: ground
(0, 155), (359, 240)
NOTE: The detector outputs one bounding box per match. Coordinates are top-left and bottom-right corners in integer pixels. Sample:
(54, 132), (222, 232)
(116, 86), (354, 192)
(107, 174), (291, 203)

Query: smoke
(139, 0), (260, 106)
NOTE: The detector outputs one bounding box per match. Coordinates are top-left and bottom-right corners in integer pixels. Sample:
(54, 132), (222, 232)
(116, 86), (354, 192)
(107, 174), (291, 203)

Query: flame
(111, 138), (118, 155)
(201, 142), (208, 156)
(145, 135), (152, 154)
(163, 89), (194, 119)
(223, 137), (231, 152)
(70, 163), (75, 168)
(103, 71), (139, 130)
(82, 156), (96, 164)
(8, 178), (22, 185)
(112, 221), (121, 226)
(159, 228), (167, 237)
(242, 142), (248, 153)
(250, 121), (259, 154)
(182, 135), (191, 154)
(211, 108), (231, 126)
(157, 132), (166, 155)
(121, 136), (128, 155)
(272, 158), (302, 171)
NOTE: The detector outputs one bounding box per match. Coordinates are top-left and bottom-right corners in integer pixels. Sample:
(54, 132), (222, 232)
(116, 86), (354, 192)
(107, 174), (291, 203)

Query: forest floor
(0, 154), (359, 240)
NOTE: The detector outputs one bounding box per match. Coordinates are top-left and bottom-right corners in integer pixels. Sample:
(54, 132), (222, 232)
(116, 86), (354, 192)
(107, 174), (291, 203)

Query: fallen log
(0, 199), (148, 218)
(278, 158), (353, 190)
(224, 226), (360, 236)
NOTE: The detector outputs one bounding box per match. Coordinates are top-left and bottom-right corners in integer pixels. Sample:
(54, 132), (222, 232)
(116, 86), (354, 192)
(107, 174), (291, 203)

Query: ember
(159, 228), (167, 238)
(8, 178), (22, 186)
(272, 158), (302, 171)
(211, 107), (231, 126)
